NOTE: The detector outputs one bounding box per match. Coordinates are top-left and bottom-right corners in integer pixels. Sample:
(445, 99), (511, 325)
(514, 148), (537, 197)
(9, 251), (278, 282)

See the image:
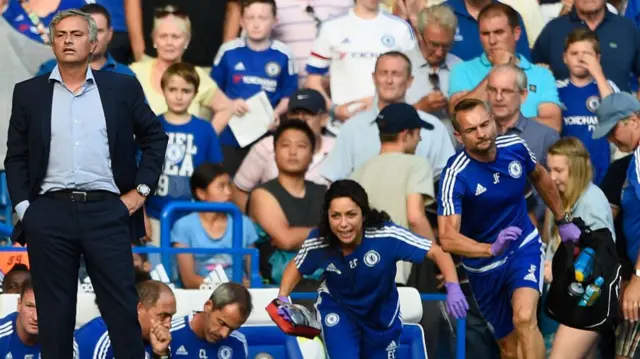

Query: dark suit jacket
(4, 70), (168, 245)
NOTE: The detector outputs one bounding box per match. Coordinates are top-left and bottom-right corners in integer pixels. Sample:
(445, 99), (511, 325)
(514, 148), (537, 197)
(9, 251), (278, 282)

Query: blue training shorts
(316, 292), (402, 359)
(466, 238), (544, 340)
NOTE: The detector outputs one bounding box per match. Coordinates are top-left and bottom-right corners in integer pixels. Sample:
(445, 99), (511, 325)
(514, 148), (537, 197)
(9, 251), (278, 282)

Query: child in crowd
(171, 163), (259, 288)
(145, 63), (224, 246)
(556, 28), (618, 184)
(211, 0), (298, 174)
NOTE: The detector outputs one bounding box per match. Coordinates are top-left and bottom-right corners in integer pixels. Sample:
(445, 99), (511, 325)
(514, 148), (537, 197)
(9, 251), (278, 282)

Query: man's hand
(488, 49), (516, 66)
(231, 99), (250, 116)
(416, 91), (448, 113)
(334, 96), (374, 121)
(579, 53), (605, 78)
(149, 318), (171, 355)
(120, 190), (146, 215)
(624, 276), (640, 322)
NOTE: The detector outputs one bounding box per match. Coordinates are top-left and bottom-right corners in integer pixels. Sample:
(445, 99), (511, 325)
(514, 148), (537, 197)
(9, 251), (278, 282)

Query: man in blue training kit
(75, 280), (176, 359)
(0, 278), (43, 358)
(170, 282), (251, 358)
(438, 99), (581, 359)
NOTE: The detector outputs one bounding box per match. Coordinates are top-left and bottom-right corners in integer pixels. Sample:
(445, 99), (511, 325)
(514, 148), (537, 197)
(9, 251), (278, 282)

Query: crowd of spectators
(1, 0), (640, 358)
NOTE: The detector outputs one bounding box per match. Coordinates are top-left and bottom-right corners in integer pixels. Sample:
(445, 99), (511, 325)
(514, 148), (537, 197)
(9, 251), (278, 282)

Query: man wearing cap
(351, 102), (436, 285)
(231, 88), (335, 212)
(593, 92), (640, 325)
(321, 50), (454, 184)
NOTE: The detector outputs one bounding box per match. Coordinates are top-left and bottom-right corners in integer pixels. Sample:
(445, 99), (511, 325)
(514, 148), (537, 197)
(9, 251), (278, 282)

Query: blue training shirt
(0, 312), (41, 358)
(170, 315), (247, 358)
(557, 78), (619, 184)
(75, 317), (152, 359)
(437, 134), (538, 273)
(211, 38), (298, 147)
(145, 115), (223, 219)
(295, 223), (432, 330)
(623, 147), (640, 264)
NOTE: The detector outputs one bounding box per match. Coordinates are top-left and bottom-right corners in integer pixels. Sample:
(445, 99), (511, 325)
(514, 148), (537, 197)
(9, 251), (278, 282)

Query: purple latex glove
(276, 296), (292, 321)
(491, 226), (522, 256)
(558, 222), (581, 244)
(445, 282), (469, 319)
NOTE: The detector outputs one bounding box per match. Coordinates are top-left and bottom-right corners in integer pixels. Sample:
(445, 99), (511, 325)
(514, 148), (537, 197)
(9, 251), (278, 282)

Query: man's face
(17, 290), (38, 336)
(373, 56), (413, 104)
(607, 115), (640, 152)
(91, 13), (112, 58)
(52, 15), (97, 65)
(487, 70), (526, 121)
(454, 105), (498, 154)
(563, 40), (599, 79)
(201, 302), (247, 343)
(287, 109), (328, 137)
(575, 0), (606, 14)
(138, 291), (177, 339)
(421, 23), (454, 66)
(3, 271), (30, 294)
(241, 3), (276, 42)
(479, 14), (519, 57)
(274, 128), (313, 176)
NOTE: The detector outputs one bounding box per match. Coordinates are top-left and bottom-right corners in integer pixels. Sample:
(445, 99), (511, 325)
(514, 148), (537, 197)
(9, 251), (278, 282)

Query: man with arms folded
(448, 3), (562, 132)
(75, 280), (176, 359)
(170, 282), (251, 358)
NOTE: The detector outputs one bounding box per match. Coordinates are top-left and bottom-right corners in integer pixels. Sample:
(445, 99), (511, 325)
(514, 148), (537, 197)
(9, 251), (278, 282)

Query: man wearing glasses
(405, 4), (462, 146)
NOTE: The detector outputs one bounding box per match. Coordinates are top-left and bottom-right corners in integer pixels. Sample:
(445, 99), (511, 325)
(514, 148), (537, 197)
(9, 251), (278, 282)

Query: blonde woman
(129, 6), (246, 127)
(539, 137), (615, 359)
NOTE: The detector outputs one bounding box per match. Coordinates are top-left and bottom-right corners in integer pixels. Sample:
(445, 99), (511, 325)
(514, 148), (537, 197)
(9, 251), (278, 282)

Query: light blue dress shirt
(448, 53), (561, 118)
(15, 66), (119, 220)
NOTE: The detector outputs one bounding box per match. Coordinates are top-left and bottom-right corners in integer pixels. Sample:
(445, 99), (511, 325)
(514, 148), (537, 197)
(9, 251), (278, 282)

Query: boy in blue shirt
(211, 0), (298, 172)
(170, 283), (250, 358)
(0, 278), (42, 358)
(145, 62), (224, 244)
(75, 280), (176, 359)
(557, 28), (618, 184)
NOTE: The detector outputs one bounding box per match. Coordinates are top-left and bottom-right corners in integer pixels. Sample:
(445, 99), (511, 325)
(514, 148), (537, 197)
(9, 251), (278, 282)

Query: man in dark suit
(4, 9), (168, 359)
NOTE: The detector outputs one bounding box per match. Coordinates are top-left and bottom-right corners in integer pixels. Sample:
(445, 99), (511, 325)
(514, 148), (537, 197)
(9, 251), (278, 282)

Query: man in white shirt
(305, 0), (417, 135)
(320, 50), (454, 183)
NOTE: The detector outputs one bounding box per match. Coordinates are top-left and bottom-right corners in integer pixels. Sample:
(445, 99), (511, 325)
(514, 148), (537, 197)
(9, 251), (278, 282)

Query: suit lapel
(95, 73), (118, 158)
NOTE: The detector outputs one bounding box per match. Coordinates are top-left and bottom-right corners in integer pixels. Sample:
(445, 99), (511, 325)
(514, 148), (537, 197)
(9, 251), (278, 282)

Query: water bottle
(574, 248), (596, 282)
(578, 276), (605, 307)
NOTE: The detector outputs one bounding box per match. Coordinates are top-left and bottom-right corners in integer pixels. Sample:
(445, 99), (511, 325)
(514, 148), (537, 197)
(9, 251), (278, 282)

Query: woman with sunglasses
(129, 6), (246, 128)
(276, 179), (467, 358)
(539, 137), (615, 358)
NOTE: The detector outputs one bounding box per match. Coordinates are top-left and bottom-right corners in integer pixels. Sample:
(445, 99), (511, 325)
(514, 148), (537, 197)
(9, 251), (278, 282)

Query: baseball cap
(287, 89), (327, 114)
(593, 92), (640, 139)
(375, 103), (434, 134)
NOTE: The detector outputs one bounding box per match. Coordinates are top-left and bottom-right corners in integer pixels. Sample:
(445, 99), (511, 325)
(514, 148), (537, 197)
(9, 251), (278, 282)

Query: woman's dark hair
(273, 118), (316, 153)
(190, 163), (229, 200)
(318, 180), (390, 249)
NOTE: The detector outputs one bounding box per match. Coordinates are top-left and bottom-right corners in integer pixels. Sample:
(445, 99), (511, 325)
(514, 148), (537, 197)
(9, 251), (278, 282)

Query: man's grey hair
(48, 9), (98, 44)
(209, 282), (253, 319)
(490, 64), (528, 92)
(417, 4), (458, 35)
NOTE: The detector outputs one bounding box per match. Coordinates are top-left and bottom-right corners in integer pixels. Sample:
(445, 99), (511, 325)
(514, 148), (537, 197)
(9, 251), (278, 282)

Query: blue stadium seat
(0, 171), (12, 226)
(399, 323), (428, 359)
(238, 326), (304, 359)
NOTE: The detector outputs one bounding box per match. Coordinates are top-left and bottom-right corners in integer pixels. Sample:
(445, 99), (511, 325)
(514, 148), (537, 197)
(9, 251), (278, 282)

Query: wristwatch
(555, 212), (573, 226)
(136, 184), (151, 197)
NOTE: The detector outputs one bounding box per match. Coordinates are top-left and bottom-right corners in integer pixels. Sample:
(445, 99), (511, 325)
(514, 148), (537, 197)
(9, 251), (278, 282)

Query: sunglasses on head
(155, 7), (188, 19)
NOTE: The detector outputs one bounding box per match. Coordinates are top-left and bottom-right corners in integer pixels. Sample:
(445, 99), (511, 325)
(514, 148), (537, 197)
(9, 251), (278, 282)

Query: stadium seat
(397, 287), (428, 359)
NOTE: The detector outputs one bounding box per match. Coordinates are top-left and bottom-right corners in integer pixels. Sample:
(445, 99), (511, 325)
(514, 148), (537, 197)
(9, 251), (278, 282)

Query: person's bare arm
(231, 184), (249, 214)
(448, 77), (490, 114)
(223, 0), (241, 42)
(125, 0), (145, 61)
(248, 188), (313, 251)
(426, 244), (460, 284)
(208, 90), (248, 134)
(437, 214), (493, 258)
(173, 243), (205, 289)
(529, 163), (565, 221)
(535, 103), (562, 132)
(279, 260), (303, 297)
(305, 74), (332, 106)
(407, 193), (435, 240)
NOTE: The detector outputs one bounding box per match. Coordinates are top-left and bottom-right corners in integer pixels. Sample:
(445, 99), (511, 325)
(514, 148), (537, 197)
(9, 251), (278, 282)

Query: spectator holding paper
(211, 0), (298, 175)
